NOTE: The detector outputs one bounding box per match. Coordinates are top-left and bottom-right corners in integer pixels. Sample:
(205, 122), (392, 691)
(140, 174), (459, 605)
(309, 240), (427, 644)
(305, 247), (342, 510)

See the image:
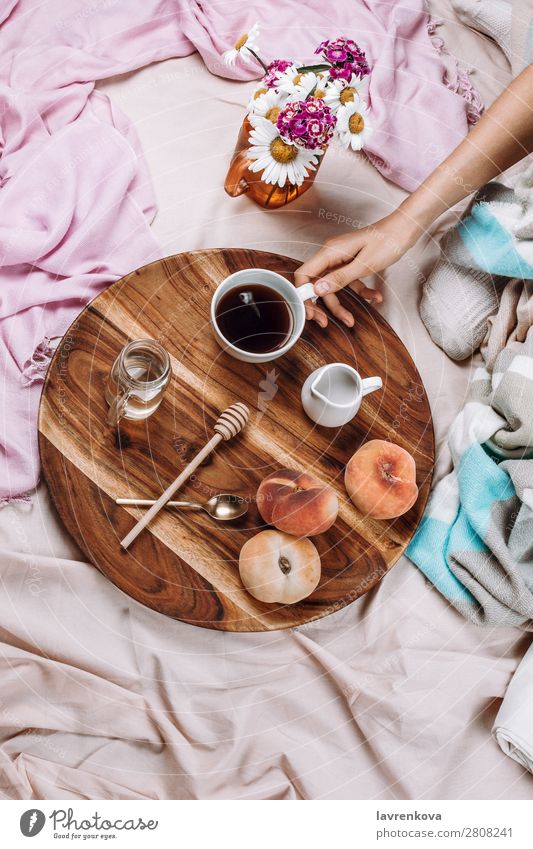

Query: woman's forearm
(296, 64), (533, 325)
(398, 64), (533, 238)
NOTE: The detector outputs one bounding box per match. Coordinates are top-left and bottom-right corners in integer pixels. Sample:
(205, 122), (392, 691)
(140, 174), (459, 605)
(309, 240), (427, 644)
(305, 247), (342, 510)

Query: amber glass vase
(224, 117), (322, 210)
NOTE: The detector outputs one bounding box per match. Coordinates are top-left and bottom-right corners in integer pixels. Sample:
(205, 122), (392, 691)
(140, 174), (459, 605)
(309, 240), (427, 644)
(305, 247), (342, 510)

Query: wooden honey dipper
(120, 403), (249, 550)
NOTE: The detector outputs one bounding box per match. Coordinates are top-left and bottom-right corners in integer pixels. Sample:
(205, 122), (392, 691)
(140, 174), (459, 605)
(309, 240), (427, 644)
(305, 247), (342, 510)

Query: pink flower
(263, 59), (293, 88)
(315, 36), (370, 79)
(345, 39), (359, 54)
(326, 45), (348, 63)
(330, 62), (356, 81)
(315, 39), (330, 55)
(307, 119), (323, 138)
(276, 99), (336, 150)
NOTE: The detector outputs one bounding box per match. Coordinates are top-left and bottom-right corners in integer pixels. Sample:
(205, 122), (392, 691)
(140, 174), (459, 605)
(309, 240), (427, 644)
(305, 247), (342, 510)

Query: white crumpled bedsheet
(1, 0), (531, 800)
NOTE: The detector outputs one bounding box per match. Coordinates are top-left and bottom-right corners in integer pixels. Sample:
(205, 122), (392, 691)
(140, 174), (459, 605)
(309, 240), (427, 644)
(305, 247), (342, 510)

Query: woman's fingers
(303, 281), (382, 328)
(305, 302), (328, 327)
(313, 255), (372, 296)
(294, 239), (357, 288)
(349, 279), (383, 304)
(297, 232), (386, 329)
(322, 293), (354, 326)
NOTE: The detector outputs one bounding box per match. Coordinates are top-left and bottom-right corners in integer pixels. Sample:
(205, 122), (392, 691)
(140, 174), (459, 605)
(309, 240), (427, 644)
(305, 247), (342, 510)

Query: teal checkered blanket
(408, 168), (533, 628)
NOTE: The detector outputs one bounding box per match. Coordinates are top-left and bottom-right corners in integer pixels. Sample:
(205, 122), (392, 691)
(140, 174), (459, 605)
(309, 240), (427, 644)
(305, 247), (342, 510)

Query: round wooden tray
(38, 249), (434, 632)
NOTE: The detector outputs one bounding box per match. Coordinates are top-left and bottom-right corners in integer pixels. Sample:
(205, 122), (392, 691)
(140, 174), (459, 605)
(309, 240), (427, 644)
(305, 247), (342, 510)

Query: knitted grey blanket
(408, 167), (533, 628)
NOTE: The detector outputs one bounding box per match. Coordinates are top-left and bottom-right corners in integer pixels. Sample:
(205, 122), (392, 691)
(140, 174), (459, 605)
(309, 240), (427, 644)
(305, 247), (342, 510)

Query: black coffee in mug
(215, 284), (294, 354)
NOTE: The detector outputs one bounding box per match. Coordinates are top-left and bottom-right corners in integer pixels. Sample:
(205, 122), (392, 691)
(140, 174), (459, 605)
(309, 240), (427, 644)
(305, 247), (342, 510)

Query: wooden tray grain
(38, 249), (434, 631)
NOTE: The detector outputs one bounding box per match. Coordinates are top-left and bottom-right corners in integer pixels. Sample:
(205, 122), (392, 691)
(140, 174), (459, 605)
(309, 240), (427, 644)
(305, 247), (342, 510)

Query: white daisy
(273, 64), (297, 80)
(324, 74), (368, 113)
(223, 22), (260, 66)
(276, 64), (303, 94)
(246, 117), (320, 187)
(247, 87), (288, 122)
(278, 70), (330, 101)
(336, 100), (373, 150)
(249, 81), (270, 102)
(309, 73), (331, 103)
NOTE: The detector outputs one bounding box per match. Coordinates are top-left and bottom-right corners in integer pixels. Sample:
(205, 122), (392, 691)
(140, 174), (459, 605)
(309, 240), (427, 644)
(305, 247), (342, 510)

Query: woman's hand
(296, 63), (533, 328)
(294, 210), (421, 326)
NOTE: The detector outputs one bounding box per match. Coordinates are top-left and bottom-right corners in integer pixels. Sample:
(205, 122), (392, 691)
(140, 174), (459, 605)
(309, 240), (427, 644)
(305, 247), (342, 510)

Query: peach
(257, 468), (338, 537)
(345, 439), (418, 520)
(239, 530), (321, 604)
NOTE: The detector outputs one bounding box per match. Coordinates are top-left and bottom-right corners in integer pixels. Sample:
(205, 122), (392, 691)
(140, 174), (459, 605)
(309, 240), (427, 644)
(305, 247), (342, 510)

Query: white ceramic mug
(211, 268), (317, 363)
(301, 363), (382, 428)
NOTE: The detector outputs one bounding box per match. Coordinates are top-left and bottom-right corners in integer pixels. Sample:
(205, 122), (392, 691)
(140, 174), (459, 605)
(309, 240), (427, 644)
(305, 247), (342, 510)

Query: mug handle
(224, 151), (251, 197)
(362, 376), (383, 396)
(295, 282), (318, 303)
(107, 389), (131, 427)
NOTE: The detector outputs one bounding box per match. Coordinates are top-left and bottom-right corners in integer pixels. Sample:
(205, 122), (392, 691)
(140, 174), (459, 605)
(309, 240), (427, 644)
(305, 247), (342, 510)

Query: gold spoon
(120, 402), (249, 549)
(116, 493), (248, 522)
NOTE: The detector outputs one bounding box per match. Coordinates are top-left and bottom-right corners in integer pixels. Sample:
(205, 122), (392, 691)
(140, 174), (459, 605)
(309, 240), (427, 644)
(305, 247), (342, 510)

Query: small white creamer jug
(301, 363), (382, 428)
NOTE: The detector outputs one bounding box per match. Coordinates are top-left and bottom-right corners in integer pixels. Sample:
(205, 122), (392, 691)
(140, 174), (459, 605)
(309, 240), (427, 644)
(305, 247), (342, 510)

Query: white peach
(239, 530), (321, 604)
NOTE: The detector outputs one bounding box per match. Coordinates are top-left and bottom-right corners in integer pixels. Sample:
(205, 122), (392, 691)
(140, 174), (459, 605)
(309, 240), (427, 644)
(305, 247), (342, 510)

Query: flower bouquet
(224, 26), (374, 209)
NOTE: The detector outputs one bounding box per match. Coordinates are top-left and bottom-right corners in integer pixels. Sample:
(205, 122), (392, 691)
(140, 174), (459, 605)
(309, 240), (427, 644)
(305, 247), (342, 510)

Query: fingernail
(315, 280), (330, 296)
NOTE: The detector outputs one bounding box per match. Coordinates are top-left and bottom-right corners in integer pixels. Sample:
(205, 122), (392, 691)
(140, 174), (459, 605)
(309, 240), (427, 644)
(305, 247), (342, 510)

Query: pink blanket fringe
(427, 18), (484, 124)
(21, 337), (60, 387)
